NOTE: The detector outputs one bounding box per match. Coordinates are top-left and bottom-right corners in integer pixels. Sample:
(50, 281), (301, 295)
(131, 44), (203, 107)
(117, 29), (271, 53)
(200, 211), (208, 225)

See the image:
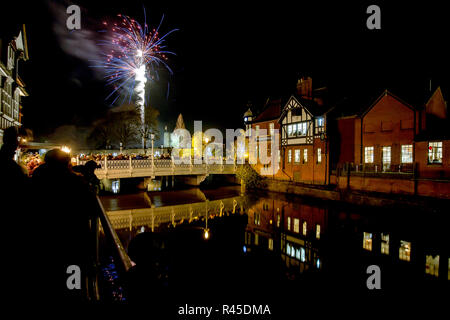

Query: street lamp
(150, 133), (155, 169)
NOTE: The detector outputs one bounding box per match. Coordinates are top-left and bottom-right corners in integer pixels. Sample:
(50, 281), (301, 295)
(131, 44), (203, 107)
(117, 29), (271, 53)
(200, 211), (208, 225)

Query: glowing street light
(61, 146), (71, 154)
(203, 228), (210, 240)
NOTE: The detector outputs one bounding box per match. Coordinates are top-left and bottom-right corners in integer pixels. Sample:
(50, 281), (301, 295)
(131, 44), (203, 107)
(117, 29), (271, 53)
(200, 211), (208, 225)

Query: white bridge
(79, 158), (241, 180)
(105, 195), (245, 231)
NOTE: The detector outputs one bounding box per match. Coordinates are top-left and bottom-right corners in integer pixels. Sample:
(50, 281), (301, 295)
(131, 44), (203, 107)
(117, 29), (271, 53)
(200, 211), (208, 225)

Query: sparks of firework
(92, 11), (177, 144)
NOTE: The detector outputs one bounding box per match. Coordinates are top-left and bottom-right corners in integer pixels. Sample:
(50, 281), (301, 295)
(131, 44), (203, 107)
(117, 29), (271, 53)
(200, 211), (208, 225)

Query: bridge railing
(79, 158), (240, 178)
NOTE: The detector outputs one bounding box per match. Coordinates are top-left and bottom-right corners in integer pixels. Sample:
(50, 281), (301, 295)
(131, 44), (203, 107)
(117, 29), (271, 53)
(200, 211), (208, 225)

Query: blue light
(243, 245), (247, 253)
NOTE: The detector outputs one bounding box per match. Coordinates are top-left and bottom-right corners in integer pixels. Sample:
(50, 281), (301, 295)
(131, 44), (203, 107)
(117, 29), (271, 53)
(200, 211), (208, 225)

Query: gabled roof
(278, 93), (333, 122)
(360, 89), (418, 118)
(252, 99), (281, 123)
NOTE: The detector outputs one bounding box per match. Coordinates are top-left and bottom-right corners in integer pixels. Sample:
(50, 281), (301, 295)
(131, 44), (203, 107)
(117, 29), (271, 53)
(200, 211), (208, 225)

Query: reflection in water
(100, 186), (449, 300)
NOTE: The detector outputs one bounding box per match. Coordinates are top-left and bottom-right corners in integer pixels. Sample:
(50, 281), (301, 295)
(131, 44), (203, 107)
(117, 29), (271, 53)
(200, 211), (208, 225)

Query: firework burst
(93, 11), (177, 143)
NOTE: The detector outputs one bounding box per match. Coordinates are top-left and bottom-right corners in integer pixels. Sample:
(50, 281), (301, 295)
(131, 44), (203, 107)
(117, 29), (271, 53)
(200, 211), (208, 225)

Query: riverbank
(257, 178), (449, 213)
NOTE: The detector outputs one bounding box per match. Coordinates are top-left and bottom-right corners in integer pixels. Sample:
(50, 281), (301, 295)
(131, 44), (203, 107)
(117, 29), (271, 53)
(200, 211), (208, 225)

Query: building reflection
(245, 197), (327, 277)
(102, 187), (449, 290)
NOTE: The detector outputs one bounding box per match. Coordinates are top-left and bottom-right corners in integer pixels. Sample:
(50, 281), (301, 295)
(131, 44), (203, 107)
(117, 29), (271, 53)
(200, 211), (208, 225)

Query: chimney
(297, 76), (313, 99)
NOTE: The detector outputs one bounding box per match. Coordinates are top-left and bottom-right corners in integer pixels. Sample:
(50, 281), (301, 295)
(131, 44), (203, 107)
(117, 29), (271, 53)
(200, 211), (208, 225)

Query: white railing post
(171, 156), (175, 174)
(129, 157), (132, 176)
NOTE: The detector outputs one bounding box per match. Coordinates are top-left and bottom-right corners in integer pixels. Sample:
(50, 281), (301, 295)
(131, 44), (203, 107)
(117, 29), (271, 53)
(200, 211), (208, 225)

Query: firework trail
(93, 10), (177, 146)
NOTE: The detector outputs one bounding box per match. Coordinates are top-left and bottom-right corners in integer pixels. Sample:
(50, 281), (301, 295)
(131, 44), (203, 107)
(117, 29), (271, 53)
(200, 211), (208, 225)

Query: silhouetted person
(125, 232), (169, 302)
(0, 127), (30, 300)
(31, 148), (101, 302)
(0, 126), (28, 198)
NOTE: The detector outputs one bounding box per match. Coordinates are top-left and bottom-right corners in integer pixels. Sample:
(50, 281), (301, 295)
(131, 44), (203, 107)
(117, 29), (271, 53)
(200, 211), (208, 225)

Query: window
(288, 150), (292, 163)
(382, 146), (391, 171)
(363, 232), (372, 251)
(294, 149), (300, 163)
(293, 218), (300, 233)
(277, 214), (280, 227)
(316, 224), (321, 239)
(287, 124), (294, 137)
(300, 247), (306, 262)
(316, 117), (324, 133)
(287, 217), (291, 230)
(298, 122), (307, 136)
(302, 221), (307, 236)
(268, 238), (273, 251)
(364, 147), (374, 163)
(254, 234), (259, 245)
(286, 243), (291, 256)
(399, 241), (411, 261)
(269, 123), (274, 136)
(254, 213), (261, 226)
(381, 233), (389, 255)
(278, 149), (281, 163)
(317, 148), (322, 163)
(401, 145), (413, 163)
(425, 255), (439, 277)
(303, 149), (308, 163)
(428, 142), (442, 164)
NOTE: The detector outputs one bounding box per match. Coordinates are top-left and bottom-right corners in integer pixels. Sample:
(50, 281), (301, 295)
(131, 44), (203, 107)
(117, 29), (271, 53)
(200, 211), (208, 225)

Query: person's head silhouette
(1, 127), (19, 155)
(44, 149), (71, 169)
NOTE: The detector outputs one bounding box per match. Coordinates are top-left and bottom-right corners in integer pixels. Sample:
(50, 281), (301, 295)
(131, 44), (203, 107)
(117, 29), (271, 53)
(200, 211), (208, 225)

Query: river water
(99, 185), (448, 303)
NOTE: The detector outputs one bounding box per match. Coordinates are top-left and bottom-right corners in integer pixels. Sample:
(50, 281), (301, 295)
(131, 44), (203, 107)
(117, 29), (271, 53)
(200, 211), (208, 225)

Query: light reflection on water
(100, 186), (448, 297)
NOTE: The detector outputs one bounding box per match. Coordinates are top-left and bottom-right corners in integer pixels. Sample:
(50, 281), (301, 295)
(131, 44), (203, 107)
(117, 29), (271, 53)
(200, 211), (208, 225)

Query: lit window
(287, 217), (291, 230)
(269, 123), (274, 136)
(317, 148), (322, 163)
(294, 149), (300, 163)
(428, 142), (442, 164)
(399, 241), (411, 261)
(254, 234), (259, 245)
(381, 233), (389, 255)
(382, 146), (391, 171)
(401, 145), (413, 163)
(288, 150), (292, 163)
(287, 124), (294, 137)
(300, 247), (306, 262)
(303, 149), (308, 163)
(286, 243), (291, 256)
(298, 122), (307, 136)
(277, 214), (280, 227)
(315, 117), (324, 134)
(293, 218), (300, 233)
(364, 146), (374, 163)
(268, 238), (273, 251)
(425, 255), (439, 277)
(316, 224), (321, 239)
(363, 232), (372, 251)
(254, 213), (261, 226)
(302, 221), (307, 236)
(295, 248), (300, 260)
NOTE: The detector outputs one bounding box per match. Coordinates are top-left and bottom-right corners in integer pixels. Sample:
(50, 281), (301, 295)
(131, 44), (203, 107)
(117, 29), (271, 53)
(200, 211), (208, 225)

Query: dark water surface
(100, 186), (449, 305)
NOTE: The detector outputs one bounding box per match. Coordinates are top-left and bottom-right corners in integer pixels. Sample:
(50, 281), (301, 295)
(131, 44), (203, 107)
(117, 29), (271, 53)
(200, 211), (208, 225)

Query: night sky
(2, 1), (449, 146)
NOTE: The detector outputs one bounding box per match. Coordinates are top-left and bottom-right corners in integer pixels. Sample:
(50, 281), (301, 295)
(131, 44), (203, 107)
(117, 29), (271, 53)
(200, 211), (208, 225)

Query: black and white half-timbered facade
(278, 91), (330, 184)
(0, 24), (29, 146)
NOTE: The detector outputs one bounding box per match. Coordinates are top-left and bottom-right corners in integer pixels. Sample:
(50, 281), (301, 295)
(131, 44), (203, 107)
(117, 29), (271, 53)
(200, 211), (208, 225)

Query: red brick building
(332, 87), (450, 198)
(278, 77), (332, 184)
